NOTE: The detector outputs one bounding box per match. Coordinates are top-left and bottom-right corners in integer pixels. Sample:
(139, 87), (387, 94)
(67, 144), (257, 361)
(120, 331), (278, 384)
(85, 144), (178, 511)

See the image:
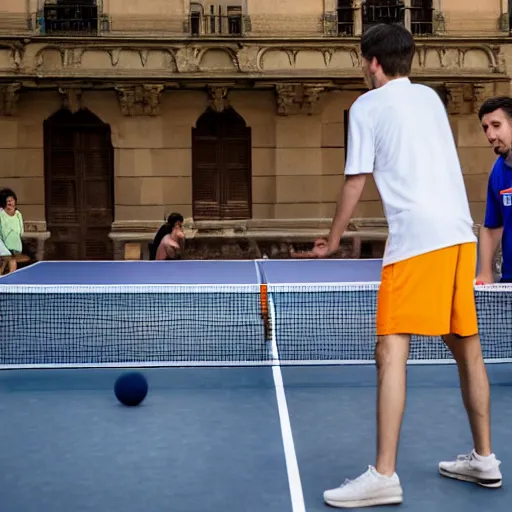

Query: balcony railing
(41, 1), (102, 35)
(362, 0), (405, 32)
(337, 5), (354, 36)
(189, 13), (245, 36)
(410, 3), (434, 35)
(332, 1), (434, 37)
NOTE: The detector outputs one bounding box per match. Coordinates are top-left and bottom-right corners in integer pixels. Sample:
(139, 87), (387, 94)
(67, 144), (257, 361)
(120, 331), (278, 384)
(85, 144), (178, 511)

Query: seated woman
(151, 212), (184, 260)
(0, 236), (16, 274)
(155, 216), (185, 260)
(0, 188), (31, 274)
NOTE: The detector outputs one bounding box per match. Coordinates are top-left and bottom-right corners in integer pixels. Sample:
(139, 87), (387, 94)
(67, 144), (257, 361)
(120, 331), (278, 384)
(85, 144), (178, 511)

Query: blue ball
(114, 372), (148, 406)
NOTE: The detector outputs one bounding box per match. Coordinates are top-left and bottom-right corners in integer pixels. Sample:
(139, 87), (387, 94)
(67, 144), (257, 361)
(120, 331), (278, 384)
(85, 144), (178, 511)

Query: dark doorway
(44, 108), (114, 260)
(192, 107), (252, 220)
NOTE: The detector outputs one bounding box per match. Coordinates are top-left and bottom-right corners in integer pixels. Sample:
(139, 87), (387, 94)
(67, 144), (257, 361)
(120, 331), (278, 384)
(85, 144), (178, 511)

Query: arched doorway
(44, 108), (114, 260)
(192, 107), (252, 220)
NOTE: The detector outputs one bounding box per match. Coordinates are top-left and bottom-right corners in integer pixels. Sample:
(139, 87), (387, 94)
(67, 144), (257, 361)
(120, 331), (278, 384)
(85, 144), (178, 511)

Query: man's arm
(325, 174), (367, 255)
(476, 173), (503, 283)
(477, 227), (503, 283)
(316, 99), (375, 257)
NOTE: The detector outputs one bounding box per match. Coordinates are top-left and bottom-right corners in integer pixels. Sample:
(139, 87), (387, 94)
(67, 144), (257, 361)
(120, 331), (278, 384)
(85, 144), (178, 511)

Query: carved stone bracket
(445, 83), (465, 115)
(445, 82), (496, 116)
(276, 83), (325, 116)
(472, 83), (495, 114)
(58, 87), (83, 113)
(115, 84), (164, 116)
(207, 86), (229, 112)
(0, 83), (21, 116)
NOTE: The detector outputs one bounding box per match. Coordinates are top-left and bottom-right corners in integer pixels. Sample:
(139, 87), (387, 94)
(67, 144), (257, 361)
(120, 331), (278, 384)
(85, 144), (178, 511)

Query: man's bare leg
(442, 333), (492, 456)
(438, 333), (501, 488)
(323, 335), (407, 507)
(375, 334), (411, 476)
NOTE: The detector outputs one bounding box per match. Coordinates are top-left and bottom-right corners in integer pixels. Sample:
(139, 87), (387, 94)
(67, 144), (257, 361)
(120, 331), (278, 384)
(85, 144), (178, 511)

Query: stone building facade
(0, 0), (510, 260)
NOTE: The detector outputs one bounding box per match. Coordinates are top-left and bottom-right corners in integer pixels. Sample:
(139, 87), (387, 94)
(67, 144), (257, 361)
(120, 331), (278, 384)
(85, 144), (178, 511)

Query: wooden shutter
(192, 136), (221, 219)
(221, 135), (251, 219)
(78, 128), (114, 259)
(192, 107), (252, 220)
(44, 109), (114, 260)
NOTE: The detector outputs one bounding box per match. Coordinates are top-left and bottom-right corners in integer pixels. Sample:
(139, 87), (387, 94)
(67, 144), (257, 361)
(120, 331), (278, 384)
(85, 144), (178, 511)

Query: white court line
(256, 259), (306, 512)
(268, 293), (306, 512)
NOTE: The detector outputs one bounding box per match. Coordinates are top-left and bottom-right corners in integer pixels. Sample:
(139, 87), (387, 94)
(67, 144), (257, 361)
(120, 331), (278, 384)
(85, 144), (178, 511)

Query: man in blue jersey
(477, 97), (512, 284)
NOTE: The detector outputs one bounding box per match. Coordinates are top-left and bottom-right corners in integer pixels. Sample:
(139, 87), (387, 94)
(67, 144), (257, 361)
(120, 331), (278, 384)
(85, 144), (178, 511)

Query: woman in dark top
(150, 212), (184, 260)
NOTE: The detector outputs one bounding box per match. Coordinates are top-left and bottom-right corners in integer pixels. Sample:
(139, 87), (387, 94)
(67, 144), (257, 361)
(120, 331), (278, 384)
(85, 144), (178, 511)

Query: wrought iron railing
(337, 5), (354, 36)
(40, 1), (104, 35)
(189, 13), (245, 36)
(330, 1), (434, 37)
(410, 2), (434, 35)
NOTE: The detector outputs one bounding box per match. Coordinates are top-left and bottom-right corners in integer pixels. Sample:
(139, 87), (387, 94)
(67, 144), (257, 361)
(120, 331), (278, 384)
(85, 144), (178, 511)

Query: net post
(260, 284), (270, 339)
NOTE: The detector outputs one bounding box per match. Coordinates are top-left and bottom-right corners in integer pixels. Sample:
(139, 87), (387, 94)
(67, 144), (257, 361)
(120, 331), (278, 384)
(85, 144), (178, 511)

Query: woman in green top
(0, 188), (30, 274)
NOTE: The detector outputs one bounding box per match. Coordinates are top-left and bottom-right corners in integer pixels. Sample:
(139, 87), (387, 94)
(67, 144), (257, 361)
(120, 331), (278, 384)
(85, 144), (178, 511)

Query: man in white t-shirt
(313, 23), (502, 508)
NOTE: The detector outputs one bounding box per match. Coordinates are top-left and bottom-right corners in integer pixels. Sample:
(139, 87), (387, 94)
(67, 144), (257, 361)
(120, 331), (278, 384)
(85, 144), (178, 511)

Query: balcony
(332, 1), (434, 37)
(189, 7), (246, 37)
(337, 4), (354, 36)
(40, 1), (106, 35)
(362, 0), (405, 32)
(410, 1), (434, 35)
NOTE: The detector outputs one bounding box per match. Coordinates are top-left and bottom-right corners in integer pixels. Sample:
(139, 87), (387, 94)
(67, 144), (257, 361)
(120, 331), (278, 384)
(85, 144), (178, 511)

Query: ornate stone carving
(115, 85), (164, 116)
(58, 87), (83, 113)
(0, 83), (21, 116)
(444, 83), (465, 115)
(207, 86), (229, 112)
(472, 83), (495, 114)
(276, 84), (325, 116)
(236, 46), (259, 72)
(323, 11), (337, 36)
(444, 82), (497, 116)
(1, 40), (505, 82)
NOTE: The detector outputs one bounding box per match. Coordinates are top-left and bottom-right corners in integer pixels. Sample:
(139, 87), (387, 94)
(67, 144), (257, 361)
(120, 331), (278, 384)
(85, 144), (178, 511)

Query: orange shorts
(376, 242), (479, 337)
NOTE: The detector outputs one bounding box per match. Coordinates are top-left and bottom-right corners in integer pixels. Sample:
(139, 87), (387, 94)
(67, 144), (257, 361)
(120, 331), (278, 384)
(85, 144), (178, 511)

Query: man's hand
(475, 272), (494, 285)
(311, 238), (331, 258)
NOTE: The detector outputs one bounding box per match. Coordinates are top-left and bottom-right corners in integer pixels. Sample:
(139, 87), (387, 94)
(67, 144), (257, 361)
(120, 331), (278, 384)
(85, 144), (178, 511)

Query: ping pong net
(0, 278), (511, 368)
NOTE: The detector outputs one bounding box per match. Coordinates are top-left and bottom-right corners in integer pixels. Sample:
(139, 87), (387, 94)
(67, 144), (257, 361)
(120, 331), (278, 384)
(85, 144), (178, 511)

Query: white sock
(473, 449), (494, 462)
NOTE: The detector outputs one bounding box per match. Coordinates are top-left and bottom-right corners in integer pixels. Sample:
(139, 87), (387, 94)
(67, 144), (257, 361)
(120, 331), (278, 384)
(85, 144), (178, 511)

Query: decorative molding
(58, 87), (83, 113)
(276, 83), (325, 116)
(115, 84), (164, 116)
(207, 86), (229, 112)
(0, 83), (21, 116)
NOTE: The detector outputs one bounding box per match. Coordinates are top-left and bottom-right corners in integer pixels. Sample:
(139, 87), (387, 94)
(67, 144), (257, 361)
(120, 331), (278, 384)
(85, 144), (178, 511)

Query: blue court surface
(0, 260), (511, 512)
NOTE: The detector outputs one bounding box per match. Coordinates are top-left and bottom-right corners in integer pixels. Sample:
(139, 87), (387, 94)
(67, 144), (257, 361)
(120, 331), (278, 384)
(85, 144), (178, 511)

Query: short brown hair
(478, 96), (512, 121)
(361, 23), (416, 77)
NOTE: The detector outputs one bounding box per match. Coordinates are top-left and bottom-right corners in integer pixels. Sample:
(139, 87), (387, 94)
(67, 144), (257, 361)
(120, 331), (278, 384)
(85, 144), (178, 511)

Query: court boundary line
(255, 260), (306, 512)
(268, 292), (306, 512)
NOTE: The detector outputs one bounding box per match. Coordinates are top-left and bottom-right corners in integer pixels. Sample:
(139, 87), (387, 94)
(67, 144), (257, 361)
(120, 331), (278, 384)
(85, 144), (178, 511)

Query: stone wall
(0, 86), (502, 228)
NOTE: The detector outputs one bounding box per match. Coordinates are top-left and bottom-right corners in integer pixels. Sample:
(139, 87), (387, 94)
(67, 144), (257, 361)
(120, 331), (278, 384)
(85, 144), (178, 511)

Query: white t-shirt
(345, 77), (476, 266)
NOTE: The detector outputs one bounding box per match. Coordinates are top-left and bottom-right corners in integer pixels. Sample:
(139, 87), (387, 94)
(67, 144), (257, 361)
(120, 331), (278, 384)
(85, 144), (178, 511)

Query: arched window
(192, 108), (252, 220)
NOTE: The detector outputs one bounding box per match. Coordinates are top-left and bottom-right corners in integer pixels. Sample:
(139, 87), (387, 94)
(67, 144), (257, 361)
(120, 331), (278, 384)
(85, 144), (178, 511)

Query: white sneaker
(438, 449), (502, 488)
(323, 466), (403, 508)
